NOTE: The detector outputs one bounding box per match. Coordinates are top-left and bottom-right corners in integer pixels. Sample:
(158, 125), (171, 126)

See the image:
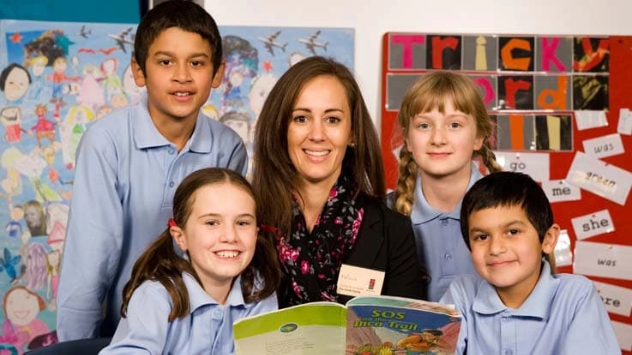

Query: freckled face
(405, 97), (482, 179)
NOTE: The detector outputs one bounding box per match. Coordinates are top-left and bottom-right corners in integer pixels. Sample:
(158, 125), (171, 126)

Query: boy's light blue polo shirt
(441, 261), (620, 354)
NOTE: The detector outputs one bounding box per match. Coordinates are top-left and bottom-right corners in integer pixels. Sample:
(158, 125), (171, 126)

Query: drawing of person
(5, 204), (24, 239)
(0, 286), (50, 355)
(219, 111), (250, 145)
(28, 56), (48, 99)
(76, 64), (105, 111)
(1, 63), (32, 143)
(100, 58), (124, 102)
(60, 105), (93, 169)
(46, 250), (61, 303)
(31, 104), (57, 148)
(220, 111), (253, 178)
(21, 243), (48, 292)
(46, 57), (79, 104)
(1, 148), (25, 200)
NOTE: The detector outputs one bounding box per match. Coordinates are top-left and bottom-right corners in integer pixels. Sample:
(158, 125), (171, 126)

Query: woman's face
(286, 75), (352, 188)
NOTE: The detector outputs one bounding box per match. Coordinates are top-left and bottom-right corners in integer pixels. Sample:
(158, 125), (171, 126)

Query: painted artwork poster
(0, 19), (353, 353)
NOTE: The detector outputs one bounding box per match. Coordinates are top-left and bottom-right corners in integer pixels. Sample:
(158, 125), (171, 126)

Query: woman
(253, 56), (425, 307)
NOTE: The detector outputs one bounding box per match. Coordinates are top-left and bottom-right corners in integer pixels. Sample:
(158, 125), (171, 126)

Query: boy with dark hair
(57, 0), (247, 341)
(441, 171), (619, 354)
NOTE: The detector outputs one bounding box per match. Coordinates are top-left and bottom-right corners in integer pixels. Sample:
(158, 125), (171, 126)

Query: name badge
(337, 264), (385, 297)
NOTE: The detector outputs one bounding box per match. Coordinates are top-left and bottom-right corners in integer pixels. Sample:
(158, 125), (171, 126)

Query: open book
(233, 295), (461, 355)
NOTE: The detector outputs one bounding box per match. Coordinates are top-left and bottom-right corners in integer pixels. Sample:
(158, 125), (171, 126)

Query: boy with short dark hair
(57, 0), (247, 341)
(441, 171), (619, 354)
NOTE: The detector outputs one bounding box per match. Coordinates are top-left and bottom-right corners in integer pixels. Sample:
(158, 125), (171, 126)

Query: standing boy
(57, 0), (247, 341)
(441, 171), (619, 354)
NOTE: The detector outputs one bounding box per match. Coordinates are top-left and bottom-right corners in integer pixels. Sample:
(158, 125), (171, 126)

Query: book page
(234, 302), (347, 355)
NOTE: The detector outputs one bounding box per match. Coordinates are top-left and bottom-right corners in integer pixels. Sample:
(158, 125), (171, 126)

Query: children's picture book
(233, 295), (461, 355)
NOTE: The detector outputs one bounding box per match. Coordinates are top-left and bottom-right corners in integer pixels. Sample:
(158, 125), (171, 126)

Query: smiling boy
(441, 171), (619, 354)
(57, 0), (247, 341)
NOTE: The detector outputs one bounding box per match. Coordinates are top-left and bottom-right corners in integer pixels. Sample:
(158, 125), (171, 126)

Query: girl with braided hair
(392, 71), (501, 302)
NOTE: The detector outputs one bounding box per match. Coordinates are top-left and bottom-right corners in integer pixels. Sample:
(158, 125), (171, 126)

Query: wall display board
(0, 19), (353, 353)
(381, 32), (632, 353)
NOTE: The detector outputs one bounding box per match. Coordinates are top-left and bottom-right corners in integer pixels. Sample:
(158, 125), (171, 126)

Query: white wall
(206, 0), (632, 128)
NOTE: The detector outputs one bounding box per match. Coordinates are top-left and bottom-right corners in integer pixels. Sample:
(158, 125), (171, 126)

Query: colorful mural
(0, 19), (353, 352)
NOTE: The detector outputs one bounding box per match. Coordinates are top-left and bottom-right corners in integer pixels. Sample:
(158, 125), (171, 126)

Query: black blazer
(278, 197), (427, 307)
(338, 197), (426, 304)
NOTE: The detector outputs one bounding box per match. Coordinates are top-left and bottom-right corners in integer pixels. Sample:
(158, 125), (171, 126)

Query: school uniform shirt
(440, 261), (620, 355)
(57, 94), (248, 341)
(411, 162), (482, 302)
(100, 273), (278, 355)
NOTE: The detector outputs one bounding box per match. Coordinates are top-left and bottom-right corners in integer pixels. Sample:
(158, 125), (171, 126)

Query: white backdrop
(206, 0), (632, 131)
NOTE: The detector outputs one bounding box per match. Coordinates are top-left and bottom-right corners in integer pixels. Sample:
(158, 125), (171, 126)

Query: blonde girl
(393, 71), (502, 301)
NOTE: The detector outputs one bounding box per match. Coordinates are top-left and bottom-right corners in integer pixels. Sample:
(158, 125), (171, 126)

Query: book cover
(345, 296), (461, 355)
(234, 296), (461, 355)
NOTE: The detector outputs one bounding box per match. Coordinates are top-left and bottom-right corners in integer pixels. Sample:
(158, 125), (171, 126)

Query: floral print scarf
(277, 174), (364, 306)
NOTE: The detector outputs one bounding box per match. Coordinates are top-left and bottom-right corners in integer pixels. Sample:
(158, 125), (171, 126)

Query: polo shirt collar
(133, 95), (171, 149)
(183, 273), (246, 314)
(133, 94), (212, 153)
(472, 260), (558, 320)
(410, 162), (482, 224)
(187, 115), (213, 153)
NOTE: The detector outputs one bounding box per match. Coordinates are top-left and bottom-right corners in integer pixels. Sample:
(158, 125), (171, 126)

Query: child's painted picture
(0, 19), (353, 353)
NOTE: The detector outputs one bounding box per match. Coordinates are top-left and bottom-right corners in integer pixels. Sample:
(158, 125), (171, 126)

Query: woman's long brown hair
(252, 56), (386, 238)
